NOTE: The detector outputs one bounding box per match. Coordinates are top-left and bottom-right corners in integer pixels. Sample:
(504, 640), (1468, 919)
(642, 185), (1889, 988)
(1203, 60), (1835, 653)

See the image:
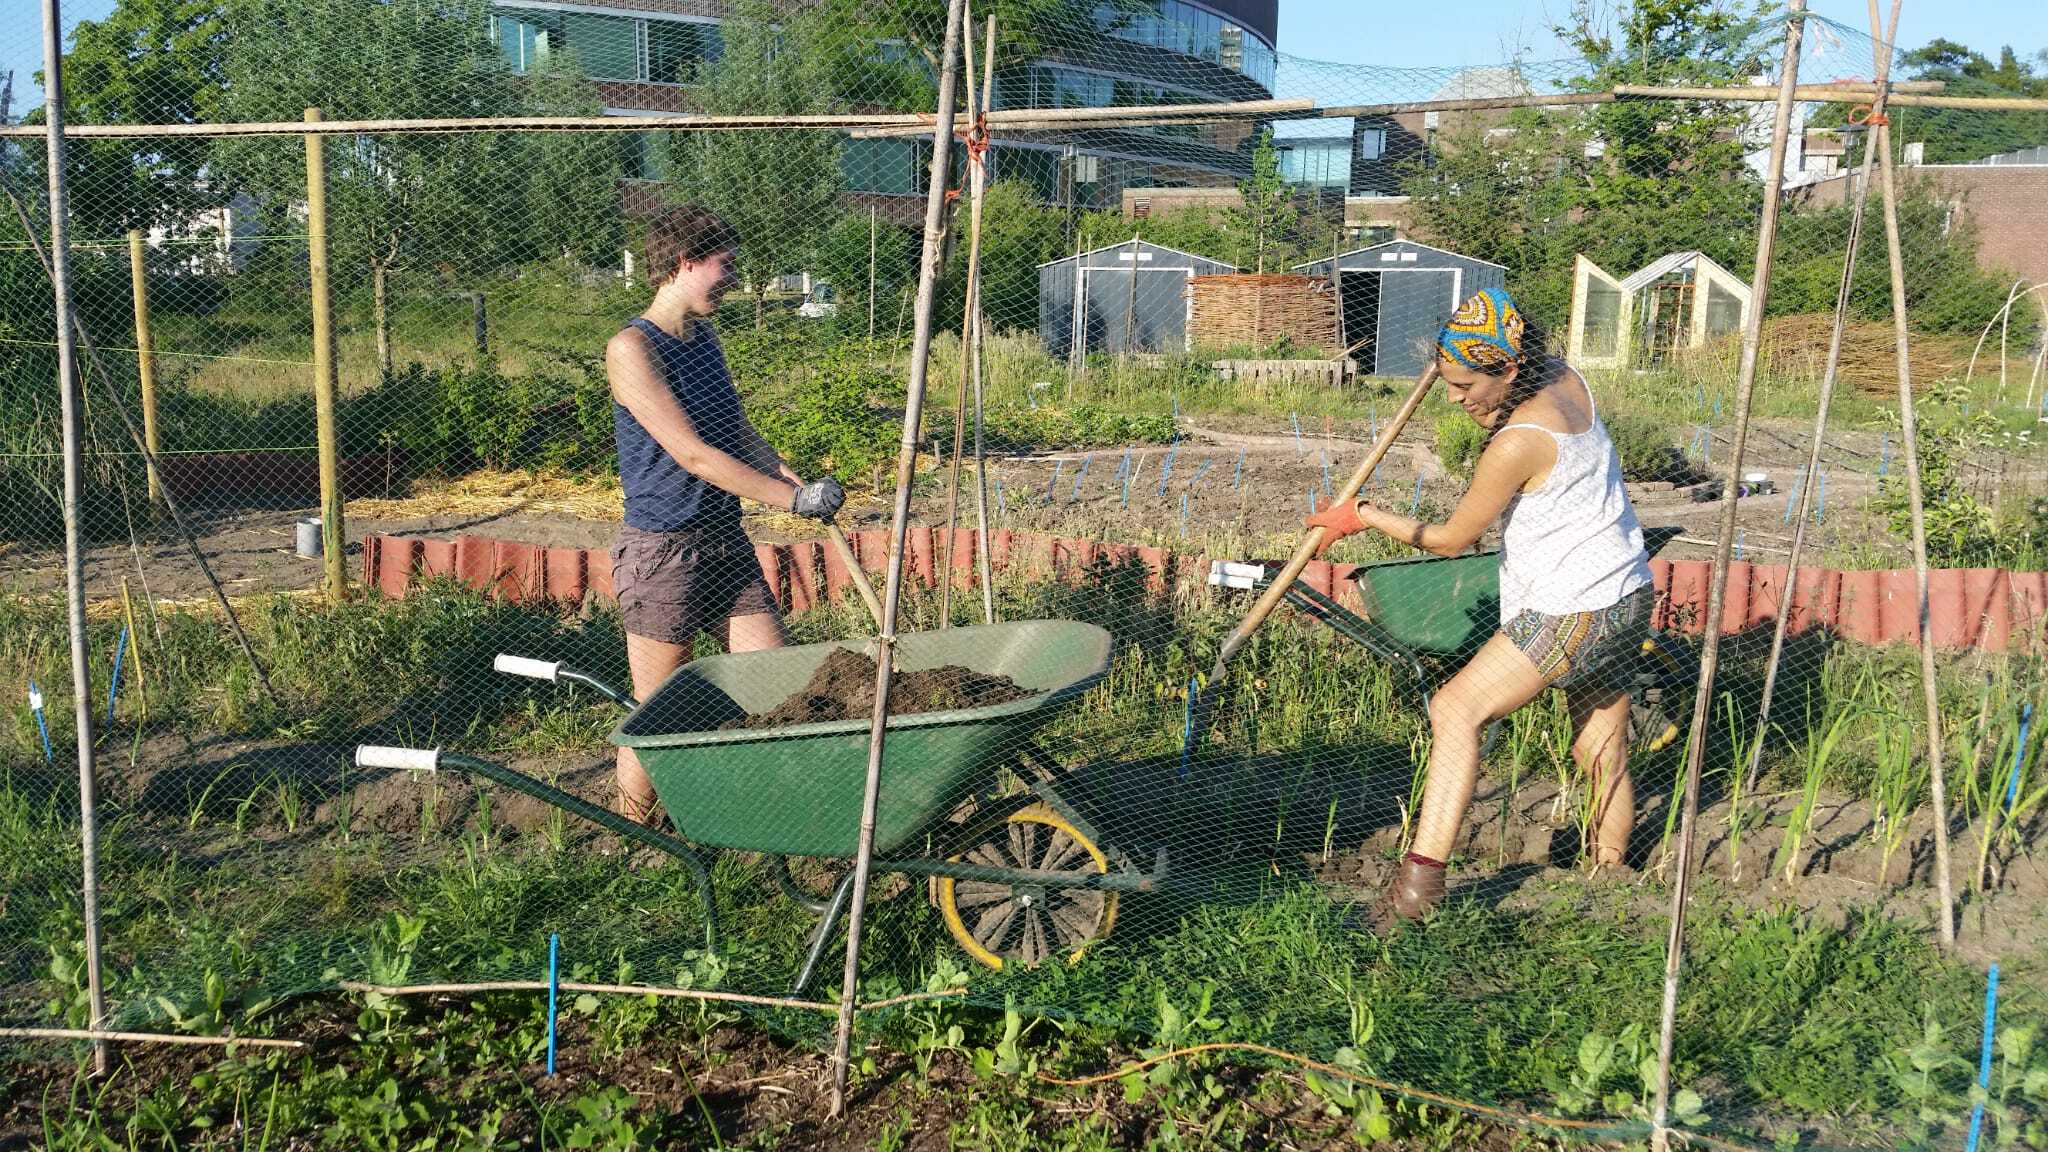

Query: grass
(3, 563), (2047, 1145)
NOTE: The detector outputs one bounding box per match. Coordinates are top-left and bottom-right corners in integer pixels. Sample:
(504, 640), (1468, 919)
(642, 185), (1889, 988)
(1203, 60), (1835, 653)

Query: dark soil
(723, 648), (1032, 730)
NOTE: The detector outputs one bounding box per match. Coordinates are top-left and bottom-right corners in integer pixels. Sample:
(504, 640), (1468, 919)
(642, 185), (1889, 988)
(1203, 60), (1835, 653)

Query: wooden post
(1121, 234), (1139, 361)
(1865, 0), (1956, 950)
(127, 228), (161, 511)
(472, 291), (488, 356)
(867, 204), (878, 341)
(828, 0), (967, 1118)
(971, 14), (998, 624)
(1647, 6), (1803, 1148)
(940, 5), (996, 628)
(305, 107), (346, 601)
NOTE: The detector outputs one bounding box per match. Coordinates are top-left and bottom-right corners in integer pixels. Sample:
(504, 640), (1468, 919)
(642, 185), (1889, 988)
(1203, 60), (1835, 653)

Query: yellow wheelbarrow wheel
(937, 802), (1119, 971)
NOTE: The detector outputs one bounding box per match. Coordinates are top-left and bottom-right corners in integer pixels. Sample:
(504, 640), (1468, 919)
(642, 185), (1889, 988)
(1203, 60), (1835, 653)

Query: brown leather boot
(1369, 856), (1447, 933)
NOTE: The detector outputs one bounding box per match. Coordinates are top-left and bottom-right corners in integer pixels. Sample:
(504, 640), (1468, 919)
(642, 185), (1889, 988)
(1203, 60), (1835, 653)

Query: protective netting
(3, 0), (2047, 1145)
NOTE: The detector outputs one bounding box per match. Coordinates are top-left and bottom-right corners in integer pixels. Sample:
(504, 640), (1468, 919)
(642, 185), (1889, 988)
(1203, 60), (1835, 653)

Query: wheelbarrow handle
(355, 744), (441, 772)
(493, 654), (637, 709)
(493, 654), (559, 682)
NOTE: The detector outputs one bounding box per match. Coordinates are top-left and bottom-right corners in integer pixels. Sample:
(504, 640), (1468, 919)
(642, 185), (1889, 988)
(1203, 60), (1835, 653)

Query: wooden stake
(829, 0), (967, 1118)
(1649, 6), (1804, 1147)
(939, 1), (982, 629)
(304, 107), (345, 601)
(126, 229), (161, 512)
(1864, 0), (1956, 950)
(971, 13), (999, 625)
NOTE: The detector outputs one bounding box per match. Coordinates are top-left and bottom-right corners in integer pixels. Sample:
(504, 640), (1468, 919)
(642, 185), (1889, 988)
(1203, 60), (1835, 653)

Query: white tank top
(1494, 374), (1652, 622)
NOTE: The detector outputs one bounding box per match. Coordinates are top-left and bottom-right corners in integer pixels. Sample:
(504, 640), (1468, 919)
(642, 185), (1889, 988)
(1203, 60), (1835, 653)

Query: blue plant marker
(1713, 395), (1722, 421)
(1121, 469), (1133, 508)
(2007, 702), (2033, 814)
(1187, 459), (1213, 490)
(1071, 454), (1091, 502)
(1880, 431), (1890, 477)
(1291, 412), (1303, 456)
(1155, 448), (1176, 498)
(1179, 677), (1197, 781)
(1736, 530), (1745, 560)
(1411, 473), (1424, 516)
(1050, 460), (1065, 504)
(1320, 450), (1333, 500)
(1234, 450), (1244, 490)
(1179, 493), (1190, 540)
(1308, 488), (1318, 515)
(107, 626), (128, 726)
(1171, 393), (1180, 437)
(1966, 963), (2001, 1152)
(28, 681), (53, 764)
(546, 933), (560, 1076)
(1782, 468), (1804, 525)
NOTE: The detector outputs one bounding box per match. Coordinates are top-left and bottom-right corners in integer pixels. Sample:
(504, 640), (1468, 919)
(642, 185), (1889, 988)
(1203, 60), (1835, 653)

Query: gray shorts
(611, 524), (778, 645)
(1503, 584), (1652, 693)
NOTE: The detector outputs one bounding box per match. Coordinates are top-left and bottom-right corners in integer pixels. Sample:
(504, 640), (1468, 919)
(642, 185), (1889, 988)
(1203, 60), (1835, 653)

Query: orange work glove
(1302, 499), (1367, 556)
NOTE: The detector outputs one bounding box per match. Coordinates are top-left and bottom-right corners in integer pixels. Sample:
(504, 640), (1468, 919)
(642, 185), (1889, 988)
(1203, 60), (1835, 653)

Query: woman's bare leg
(725, 610), (790, 653)
(619, 631), (689, 824)
(1568, 686), (1634, 866)
(1410, 633), (1555, 863)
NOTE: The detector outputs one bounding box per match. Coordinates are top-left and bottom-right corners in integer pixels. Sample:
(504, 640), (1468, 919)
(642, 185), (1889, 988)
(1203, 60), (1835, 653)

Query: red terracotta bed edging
(362, 531), (2048, 654)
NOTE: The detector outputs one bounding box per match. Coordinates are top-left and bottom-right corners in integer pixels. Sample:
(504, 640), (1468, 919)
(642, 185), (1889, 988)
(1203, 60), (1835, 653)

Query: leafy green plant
(1778, 698), (1856, 884)
(1604, 411), (1688, 482)
(1433, 412), (1484, 481)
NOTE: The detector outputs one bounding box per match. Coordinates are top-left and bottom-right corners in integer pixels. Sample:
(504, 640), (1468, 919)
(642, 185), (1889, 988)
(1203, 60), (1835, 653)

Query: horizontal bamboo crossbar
(0, 99), (1315, 140)
(0, 1025), (306, 1050)
(338, 979), (968, 1014)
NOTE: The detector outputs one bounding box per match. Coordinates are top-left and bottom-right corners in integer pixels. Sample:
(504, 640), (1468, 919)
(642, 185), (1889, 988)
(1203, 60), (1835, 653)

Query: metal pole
(1742, 119), (1888, 798)
(127, 229), (162, 512)
(1121, 235), (1139, 361)
(472, 292), (488, 356)
(971, 14), (999, 625)
(939, 1), (980, 629)
(867, 204), (877, 341)
(828, 0), (967, 1118)
(1648, 4), (1803, 1146)
(304, 107), (346, 601)
(1865, 0), (1957, 949)
(41, 0), (111, 1078)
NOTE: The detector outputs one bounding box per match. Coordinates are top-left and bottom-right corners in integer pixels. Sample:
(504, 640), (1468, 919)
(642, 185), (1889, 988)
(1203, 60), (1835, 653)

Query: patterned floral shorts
(1503, 584), (1653, 692)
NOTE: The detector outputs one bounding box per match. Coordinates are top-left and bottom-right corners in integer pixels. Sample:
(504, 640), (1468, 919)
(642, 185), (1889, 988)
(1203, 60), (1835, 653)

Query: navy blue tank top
(615, 317), (746, 534)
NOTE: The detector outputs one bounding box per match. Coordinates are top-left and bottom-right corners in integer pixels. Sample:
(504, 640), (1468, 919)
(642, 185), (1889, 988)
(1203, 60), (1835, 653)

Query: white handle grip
(493, 654), (560, 682)
(354, 745), (440, 772)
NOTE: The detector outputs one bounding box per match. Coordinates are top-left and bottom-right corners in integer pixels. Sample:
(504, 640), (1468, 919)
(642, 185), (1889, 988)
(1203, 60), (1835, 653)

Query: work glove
(1302, 499), (1367, 557)
(790, 477), (846, 521)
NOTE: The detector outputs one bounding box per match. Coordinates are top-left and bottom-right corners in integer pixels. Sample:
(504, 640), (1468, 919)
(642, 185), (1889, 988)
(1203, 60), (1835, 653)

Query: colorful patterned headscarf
(1437, 287), (1526, 372)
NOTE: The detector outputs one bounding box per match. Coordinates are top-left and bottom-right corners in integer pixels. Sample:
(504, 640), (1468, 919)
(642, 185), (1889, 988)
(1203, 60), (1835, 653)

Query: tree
(944, 179), (1064, 333)
(1892, 40), (2048, 163)
(213, 0), (530, 377)
(34, 0), (231, 240)
(1226, 130), (1299, 273)
(669, 0), (846, 329)
(807, 0), (1151, 109)
(817, 209), (916, 339)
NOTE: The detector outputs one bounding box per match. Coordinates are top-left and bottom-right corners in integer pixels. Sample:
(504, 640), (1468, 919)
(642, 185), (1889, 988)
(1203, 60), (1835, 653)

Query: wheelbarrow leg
(791, 870), (858, 998)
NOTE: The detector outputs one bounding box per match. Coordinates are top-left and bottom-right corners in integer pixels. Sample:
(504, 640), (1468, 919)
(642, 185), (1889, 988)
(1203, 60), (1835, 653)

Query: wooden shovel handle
(825, 522), (886, 631)
(1208, 361), (1439, 683)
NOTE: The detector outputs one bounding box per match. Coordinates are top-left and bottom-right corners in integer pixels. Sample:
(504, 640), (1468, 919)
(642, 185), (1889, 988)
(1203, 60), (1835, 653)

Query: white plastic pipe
(493, 654), (561, 682)
(354, 746), (441, 772)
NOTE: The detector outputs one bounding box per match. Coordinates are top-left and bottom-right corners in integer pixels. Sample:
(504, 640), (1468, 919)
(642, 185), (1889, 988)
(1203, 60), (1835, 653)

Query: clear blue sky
(3, 0), (2042, 118)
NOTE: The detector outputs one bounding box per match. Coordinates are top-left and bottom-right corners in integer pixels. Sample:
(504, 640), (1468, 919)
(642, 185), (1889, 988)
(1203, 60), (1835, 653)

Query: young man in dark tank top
(605, 206), (845, 825)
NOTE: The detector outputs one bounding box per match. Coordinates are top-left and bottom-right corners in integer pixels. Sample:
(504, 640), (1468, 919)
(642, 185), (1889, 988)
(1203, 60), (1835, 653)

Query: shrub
(1434, 413), (1485, 480)
(742, 349), (899, 481)
(1604, 412), (1687, 482)
(977, 405), (1176, 452)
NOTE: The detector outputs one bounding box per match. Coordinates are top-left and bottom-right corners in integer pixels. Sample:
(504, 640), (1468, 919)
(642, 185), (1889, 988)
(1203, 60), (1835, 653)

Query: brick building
(1795, 147), (2048, 296)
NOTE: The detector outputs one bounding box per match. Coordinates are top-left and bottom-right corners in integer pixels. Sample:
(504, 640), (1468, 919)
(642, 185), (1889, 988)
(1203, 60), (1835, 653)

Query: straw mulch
(1678, 313), (1978, 394)
(349, 469), (624, 523)
(1190, 274), (1340, 352)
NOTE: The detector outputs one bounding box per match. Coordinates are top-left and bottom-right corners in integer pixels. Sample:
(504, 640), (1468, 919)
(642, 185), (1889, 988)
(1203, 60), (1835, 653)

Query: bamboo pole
(41, 0), (111, 1079)
(939, 1), (983, 630)
(304, 108), (345, 601)
(0, 1026), (304, 1050)
(126, 229), (161, 511)
(1865, 0), (1957, 950)
(829, 0), (967, 1119)
(1741, 98), (1890, 800)
(971, 13), (999, 625)
(1648, 5), (1805, 1148)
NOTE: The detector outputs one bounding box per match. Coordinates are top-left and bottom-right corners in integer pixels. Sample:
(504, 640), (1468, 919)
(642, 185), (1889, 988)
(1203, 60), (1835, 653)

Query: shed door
(1373, 269), (1460, 378)
(1083, 267), (1189, 354)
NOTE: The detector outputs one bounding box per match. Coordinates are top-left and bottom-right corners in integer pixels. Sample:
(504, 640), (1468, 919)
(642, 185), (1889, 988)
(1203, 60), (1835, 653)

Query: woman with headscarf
(1304, 288), (1654, 928)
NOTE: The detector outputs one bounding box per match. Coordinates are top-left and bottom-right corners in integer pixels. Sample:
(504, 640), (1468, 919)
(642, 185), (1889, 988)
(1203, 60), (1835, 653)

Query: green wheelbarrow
(354, 620), (1165, 997)
(1208, 538), (1694, 754)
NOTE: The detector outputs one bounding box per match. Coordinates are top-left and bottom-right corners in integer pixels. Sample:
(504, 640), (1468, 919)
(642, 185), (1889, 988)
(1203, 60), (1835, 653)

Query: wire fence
(3, 0), (2048, 1145)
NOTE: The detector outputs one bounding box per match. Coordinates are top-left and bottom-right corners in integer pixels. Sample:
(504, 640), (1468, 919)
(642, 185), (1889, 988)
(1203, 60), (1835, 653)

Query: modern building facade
(485, 0), (1280, 213)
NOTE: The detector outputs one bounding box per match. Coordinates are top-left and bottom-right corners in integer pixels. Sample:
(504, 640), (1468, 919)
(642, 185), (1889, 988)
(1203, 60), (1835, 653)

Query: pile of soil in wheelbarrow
(722, 647), (1033, 731)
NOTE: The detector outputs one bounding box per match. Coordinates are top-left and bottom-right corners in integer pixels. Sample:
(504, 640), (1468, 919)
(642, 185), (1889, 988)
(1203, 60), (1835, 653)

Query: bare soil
(721, 647), (1030, 730)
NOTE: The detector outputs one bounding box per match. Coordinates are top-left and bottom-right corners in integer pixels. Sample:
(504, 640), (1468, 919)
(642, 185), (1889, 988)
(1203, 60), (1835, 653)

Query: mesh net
(3, 0), (2048, 1145)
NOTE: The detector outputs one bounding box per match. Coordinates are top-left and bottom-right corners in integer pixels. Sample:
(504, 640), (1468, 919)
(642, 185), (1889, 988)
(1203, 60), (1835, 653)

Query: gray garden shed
(1295, 240), (1507, 378)
(1039, 239), (1238, 359)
